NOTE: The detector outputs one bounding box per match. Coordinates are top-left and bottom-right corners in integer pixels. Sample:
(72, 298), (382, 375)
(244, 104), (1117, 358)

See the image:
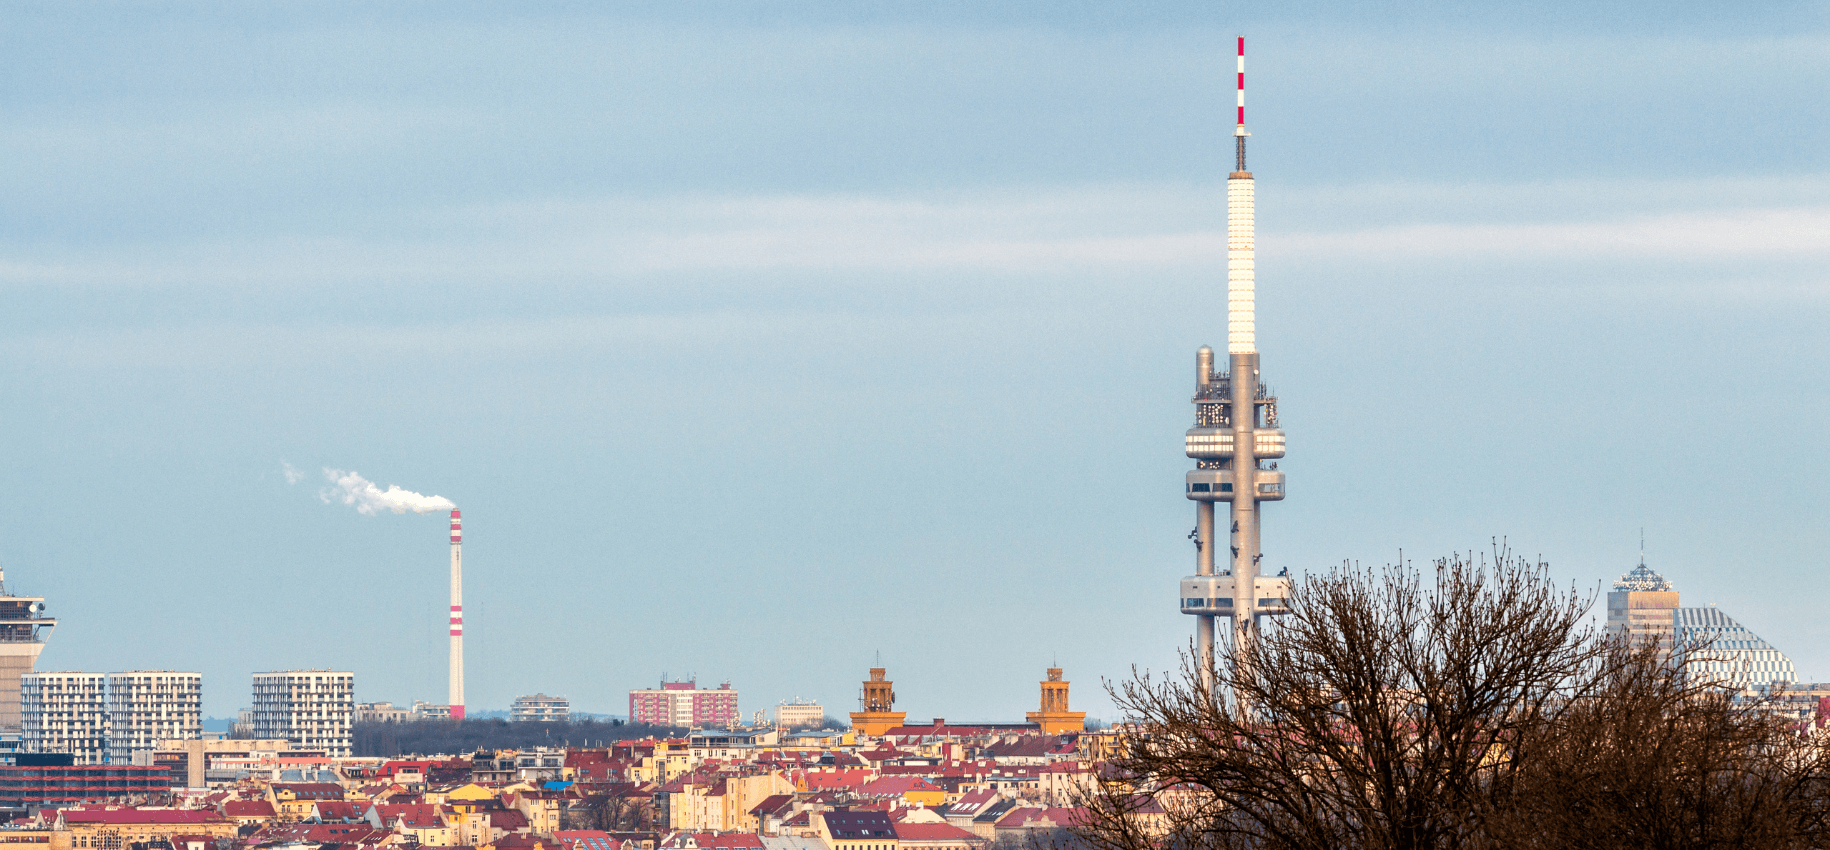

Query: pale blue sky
(4, 1), (1827, 721)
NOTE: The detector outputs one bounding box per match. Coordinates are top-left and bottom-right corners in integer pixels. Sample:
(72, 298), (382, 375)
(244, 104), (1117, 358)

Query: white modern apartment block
(21, 671), (108, 764)
(770, 701), (824, 728)
(356, 701), (414, 723)
(252, 671), (354, 757)
(510, 694), (569, 722)
(106, 671), (203, 765)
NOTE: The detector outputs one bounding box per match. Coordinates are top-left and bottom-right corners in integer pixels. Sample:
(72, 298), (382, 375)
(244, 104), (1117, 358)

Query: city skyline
(3, 2), (1828, 720)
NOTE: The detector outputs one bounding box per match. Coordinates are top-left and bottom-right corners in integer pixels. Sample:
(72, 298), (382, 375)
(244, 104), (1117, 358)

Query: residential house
(818, 811), (897, 850)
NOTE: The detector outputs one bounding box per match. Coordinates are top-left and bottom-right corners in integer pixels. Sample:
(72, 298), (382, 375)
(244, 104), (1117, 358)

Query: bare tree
(1074, 545), (1830, 850)
(1078, 547), (1601, 850)
(1503, 638), (1830, 850)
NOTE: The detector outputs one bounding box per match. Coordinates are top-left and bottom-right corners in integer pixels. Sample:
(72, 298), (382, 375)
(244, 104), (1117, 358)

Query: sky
(2, 1), (1827, 722)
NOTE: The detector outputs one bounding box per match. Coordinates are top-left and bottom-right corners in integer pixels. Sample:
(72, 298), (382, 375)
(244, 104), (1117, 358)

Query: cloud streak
(2, 181), (1827, 292)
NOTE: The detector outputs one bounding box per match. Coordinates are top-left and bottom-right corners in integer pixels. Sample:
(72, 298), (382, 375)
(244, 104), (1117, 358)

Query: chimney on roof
(933, 719), (943, 726)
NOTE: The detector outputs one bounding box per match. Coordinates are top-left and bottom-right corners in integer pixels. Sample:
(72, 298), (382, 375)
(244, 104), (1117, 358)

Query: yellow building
(0, 828), (71, 850)
(820, 810), (899, 850)
(1024, 668), (1086, 734)
(860, 775), (948, 808)
(435, 782), (500, 811)
(510, 790), (565, 834)
(57, 811), (237, 850)
(849, 668), (907, 737)
(267, 782), (349, 822)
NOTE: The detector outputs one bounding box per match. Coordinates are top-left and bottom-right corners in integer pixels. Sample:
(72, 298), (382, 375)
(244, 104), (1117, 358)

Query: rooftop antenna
(1234, 35), (1248, 171)
(1640, 528), (1646, 566)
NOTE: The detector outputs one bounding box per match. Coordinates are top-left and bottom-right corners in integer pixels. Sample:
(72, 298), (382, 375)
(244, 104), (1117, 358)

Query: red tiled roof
(376, 803), (447, 829)
(670, 833), (764, 850)
(496, 836), (549, 850)
(993, 807), (1088, 830)
(894, 823), (980, 842)
(63, 810), (224, 825)
(859, 777), (942, 796)
(274, 783), (346, 799)
(555, 831), (616, 850)
(489, 810), (530, 830)
(222, 801), (277, 818)
(796, 769), (873, 791)
(941, 789), (998, 815)
(314, 801), (363, 820)
(250, 825), (390, 846)
(749, 794), (794, 816)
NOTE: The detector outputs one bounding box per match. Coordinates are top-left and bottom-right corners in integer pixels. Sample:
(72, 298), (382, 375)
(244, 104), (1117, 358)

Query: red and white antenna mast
(1226, 35), (1254, 355)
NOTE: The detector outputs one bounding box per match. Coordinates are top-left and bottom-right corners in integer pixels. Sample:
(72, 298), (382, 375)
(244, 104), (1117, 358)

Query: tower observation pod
(1181, 36), (1291, 696)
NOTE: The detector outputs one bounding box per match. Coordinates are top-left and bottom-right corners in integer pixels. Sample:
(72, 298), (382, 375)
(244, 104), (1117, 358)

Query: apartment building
(21, 671), (108, 764)
(628, 680), (738, 729)
(107, 671), (203, 765)
(251, 671), (354, 757)
(510, 694), (569, 722)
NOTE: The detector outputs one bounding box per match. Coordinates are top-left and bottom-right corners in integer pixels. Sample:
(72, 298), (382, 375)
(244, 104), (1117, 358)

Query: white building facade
(21, 671), (108, 764)
(251, 670), (354, 757)
(106, 670), (202, 765)
(770, 702), (824, 728)
(510, 694), (569, 722)
(1675, 607), (1798, 692)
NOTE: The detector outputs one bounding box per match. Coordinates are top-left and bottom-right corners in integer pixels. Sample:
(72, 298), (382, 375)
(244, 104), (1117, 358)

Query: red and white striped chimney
(449, 509), (465, 720)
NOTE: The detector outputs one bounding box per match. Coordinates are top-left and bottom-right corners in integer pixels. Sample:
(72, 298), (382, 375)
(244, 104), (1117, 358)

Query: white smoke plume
(320, 468), (456, 516)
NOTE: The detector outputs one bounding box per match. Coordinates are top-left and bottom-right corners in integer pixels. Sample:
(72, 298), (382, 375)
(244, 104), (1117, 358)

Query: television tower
(0, 564), (56, 733)
(449, 509), (465, 720)
(1181, 37), (1291, 694)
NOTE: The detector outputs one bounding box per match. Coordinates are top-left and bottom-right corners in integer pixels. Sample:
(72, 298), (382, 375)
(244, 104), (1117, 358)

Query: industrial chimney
(449, 509), (465, 719)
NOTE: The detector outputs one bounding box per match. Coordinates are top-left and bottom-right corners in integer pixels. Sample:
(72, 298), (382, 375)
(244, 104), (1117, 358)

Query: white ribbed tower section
(1227, 174), (1255, 353)
(449, 509), (465, 720)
